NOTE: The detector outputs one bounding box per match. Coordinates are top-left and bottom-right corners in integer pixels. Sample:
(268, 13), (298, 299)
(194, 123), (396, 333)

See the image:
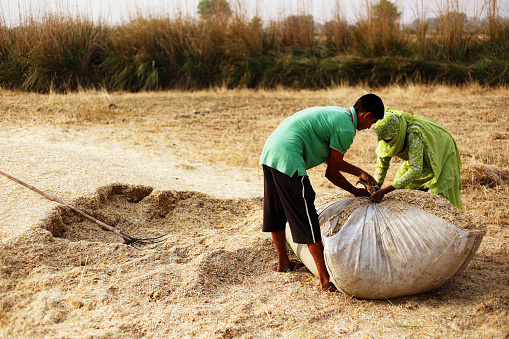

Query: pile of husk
(324, 189), (486, 237)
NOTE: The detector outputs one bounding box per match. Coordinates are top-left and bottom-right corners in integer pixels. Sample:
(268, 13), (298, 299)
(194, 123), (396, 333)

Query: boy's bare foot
(276, 259), (304, 272)
(322, 282), (338, 292)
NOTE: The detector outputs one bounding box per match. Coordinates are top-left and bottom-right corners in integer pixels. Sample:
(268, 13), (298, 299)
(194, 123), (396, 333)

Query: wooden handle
(0, 170), (129, 238)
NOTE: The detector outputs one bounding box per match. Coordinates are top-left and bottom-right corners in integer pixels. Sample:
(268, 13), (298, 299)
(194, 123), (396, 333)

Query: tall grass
(470, 0), (509, 84)
(0, 0), (507, 93)
(0, 15), (105, 92)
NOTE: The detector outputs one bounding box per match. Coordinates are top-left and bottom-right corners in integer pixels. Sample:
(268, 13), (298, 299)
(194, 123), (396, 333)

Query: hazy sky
(1, 0), (508, 26)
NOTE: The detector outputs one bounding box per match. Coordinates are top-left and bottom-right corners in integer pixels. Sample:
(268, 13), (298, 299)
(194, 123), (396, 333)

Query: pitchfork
(0, 170), (168, 249)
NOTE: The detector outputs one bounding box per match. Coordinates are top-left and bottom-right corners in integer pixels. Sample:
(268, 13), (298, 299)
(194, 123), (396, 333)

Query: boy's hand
(353, 187), (371, 197)
(356, 174), (380, 195)
(357, 172), (378, 191)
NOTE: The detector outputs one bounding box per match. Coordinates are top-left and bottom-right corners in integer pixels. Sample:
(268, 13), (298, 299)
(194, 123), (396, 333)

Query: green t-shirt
(260, 106), (357, 176)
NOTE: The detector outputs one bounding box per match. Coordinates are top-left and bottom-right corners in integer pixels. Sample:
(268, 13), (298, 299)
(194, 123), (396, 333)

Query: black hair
(353, 93), (384, 120)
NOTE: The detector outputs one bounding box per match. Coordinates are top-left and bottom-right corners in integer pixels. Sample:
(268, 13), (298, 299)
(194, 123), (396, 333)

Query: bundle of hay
(461, 163), (509, 188)
(286, 190), (485, 299)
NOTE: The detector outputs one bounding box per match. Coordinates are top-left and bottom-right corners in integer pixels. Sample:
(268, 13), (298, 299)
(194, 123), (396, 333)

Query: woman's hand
(371, 185), (395, 203)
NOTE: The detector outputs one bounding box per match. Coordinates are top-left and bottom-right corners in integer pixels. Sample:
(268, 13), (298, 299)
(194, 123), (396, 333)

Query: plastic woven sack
(286, 190), (485, 299)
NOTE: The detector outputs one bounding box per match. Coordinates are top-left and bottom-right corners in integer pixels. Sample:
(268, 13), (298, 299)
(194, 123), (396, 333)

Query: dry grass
(0, 84), (508, 338)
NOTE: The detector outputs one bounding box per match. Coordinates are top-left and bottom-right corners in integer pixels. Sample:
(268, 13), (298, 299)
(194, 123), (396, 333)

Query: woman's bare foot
(276, 259), (304, 272)
(322, 281), (338, 292)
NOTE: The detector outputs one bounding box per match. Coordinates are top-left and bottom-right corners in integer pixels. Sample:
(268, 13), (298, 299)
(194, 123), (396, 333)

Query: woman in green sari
(371, 109), (463, 209)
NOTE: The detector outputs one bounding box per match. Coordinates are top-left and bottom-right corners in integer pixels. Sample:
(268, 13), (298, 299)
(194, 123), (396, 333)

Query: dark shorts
(262, 165), (321, 244)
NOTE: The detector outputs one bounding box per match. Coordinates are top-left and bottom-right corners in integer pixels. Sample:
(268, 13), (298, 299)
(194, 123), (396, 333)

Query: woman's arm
(374, 156), (391, 187)
(372, 132), (425, 202)
(391, 132), (424, 189)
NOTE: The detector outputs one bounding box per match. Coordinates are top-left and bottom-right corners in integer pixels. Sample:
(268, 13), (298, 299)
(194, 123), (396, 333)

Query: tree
(373, 0), (401, 23)
(351, 0), (405, 57)
(436, 11), (468, 31)
(197, 0), (231, 19)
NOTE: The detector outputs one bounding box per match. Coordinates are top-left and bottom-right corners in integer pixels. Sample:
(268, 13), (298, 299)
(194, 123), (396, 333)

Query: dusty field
(0, 85), (508, 338)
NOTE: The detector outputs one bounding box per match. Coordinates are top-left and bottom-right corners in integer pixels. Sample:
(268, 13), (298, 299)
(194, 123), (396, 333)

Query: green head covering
(375, 109), (410, 158)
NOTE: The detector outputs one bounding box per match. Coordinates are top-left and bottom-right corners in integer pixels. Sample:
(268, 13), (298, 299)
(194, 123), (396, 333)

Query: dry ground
(0, 85), (508, 338)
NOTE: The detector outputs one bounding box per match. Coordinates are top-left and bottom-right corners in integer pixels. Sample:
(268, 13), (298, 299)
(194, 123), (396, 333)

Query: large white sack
(286, 190), (485, 299)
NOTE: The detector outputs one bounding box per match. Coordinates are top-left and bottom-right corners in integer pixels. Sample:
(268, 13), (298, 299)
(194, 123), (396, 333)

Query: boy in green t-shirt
(260, 93), (384, 291)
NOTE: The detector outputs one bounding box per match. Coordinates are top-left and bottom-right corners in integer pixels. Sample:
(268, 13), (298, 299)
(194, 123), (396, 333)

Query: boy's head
(353, 93), (384, 130)
(354, 93), (385, 119)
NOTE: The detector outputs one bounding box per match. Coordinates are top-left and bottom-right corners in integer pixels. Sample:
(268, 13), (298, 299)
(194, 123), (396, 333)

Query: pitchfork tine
(124, 232), (170, 250)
